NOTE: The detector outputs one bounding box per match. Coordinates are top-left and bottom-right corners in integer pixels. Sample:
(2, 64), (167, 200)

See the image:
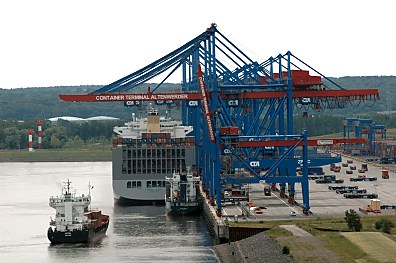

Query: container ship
(47, 180), (110, 244)
(112, 109), (196, 205)
(165, 169), (201, 215)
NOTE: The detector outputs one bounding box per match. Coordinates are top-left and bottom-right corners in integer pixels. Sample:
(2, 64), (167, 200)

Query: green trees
(344, 209), (362, 232)
(375, 218), (395, 234)
(0, 119), (122, 149)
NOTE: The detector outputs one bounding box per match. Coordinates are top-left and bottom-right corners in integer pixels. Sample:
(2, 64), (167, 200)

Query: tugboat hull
(167, 203), (201, 215)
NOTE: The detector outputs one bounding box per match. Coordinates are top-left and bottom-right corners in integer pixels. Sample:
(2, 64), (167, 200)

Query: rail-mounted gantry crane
(343, 118), (386, 155)
(60, 23), (379, 215)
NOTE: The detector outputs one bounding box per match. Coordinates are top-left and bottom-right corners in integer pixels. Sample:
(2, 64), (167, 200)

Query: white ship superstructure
(49, 180), (91, 232)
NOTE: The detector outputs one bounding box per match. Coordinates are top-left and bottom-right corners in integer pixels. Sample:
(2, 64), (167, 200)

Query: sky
(0, 0), (394, 89)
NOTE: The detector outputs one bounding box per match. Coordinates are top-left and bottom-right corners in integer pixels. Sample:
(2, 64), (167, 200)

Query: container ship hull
(48, 220), (109, 244)
(166, 200), (201, 215)
(112, 144), (196, 206)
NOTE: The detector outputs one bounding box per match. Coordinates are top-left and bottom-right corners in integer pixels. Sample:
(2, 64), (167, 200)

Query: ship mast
(88, 182), (93, 211)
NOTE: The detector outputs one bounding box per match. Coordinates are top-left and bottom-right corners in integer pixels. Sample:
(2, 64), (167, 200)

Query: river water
(0, 162), (218, 263)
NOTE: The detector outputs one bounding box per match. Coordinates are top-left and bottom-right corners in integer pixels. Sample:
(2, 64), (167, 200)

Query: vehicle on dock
(336, 188), (367, 194)
(328, 185), (358, 191)
(381, 204), (396, 209)
(316, 175), (344, 184)
(380, 157), (396, 164)
(330, 164), (341, 172)
(165, 170), (201, 215)
(222, 187), (249, 203)
(349, 175), (377, 182)
(47, 180), (110, 244)
(264, 186), (271, 196)
(307, 167), (325, 175)
(298, 166), (324, 175)
(382, 170), (389, 179)
(343, 193), (378, 199)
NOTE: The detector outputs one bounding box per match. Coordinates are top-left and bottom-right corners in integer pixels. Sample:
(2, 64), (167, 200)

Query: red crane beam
(59, 89), (379, 102)
(238, 89), (379, 100)
(237, 138), (366, 147)
(59, 93), (201, 102)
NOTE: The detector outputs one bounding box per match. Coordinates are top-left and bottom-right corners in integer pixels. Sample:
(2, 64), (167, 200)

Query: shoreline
(0, 156), (111, 162)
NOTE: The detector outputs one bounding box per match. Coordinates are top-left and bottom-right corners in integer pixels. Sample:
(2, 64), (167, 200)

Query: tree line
(3, 112), (396, 150)
(1, 76), (396, 149)
(0, 119), (123, 150)
(0, 76), (395, 121)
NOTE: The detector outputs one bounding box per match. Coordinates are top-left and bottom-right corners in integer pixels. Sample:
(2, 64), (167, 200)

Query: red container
(220, 127), (230, 135)
(291, 70), (309, 85)
(308, 76), (322, 85)
(229, 126), (239, 135)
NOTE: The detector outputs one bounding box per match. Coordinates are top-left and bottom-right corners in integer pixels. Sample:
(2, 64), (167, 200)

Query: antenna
(88, 182), (93, 196)
(88, 182), (93, 211)
(63, 179), (72, 195)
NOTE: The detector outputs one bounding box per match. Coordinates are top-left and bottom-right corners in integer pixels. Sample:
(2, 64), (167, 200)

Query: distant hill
(0, 76), (394, 120)
(322, 76), (395, 115)
(0, 84), (182, 120)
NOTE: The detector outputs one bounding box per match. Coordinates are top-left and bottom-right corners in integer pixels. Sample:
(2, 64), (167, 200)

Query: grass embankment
(228, 215), (396, 263)
(0, 145), (111, 161)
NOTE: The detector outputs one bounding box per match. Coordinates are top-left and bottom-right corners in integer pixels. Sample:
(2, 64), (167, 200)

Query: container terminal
(58, 24), (395, 242)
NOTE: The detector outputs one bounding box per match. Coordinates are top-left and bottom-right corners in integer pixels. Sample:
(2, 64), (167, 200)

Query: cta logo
(188, 101), (199, 107)
(221, 149), (231, 155)
(299, 97), (312, 105)
(227, 100), (239, 107)
(250, 161), (260, 167)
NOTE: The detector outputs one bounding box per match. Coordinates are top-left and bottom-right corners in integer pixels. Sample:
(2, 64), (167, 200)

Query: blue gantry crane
(60, 23), (379, 215)
(343, 118), (386, 155)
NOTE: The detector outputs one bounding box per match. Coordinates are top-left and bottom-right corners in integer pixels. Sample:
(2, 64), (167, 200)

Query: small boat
(47, 180), (110, 244)
(165, 169), (201, 215)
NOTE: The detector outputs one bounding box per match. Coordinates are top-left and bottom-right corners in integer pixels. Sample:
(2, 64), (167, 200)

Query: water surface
(0, 162), (218, 263)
